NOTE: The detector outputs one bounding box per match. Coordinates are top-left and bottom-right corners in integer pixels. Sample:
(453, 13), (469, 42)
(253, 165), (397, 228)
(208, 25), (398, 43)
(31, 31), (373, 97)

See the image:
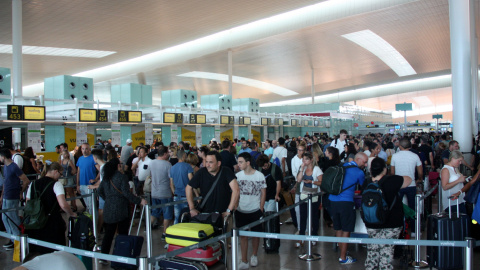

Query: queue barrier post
(137, 203), (145, 236)
(137, 257), (148, 270)
(145, 204), (153, 270)
(465, 237), (474, 270)
(411, 194), (428, 268)
(20, 234), (29, 263)
(298, 193), (321, 261)
(90, 189), (99, 251)
(438, 182), (442, 213)
(231, 228), (239, 270)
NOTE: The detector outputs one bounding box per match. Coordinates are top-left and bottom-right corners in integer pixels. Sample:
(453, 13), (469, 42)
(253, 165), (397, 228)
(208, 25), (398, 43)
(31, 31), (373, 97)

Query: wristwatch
(226, 208), (232, 213)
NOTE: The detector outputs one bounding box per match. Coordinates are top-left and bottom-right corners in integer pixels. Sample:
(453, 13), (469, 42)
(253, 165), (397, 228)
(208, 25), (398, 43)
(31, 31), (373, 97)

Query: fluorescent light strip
(260, 74), (452, 107)
(0, 44), (116, 58)
(178, 71), (298, 96)
(342, 30), (416, 77)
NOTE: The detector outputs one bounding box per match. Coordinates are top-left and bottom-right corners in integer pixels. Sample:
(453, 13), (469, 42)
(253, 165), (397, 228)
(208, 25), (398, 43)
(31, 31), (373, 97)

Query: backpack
(320, 165), (356, 195)
(69, 212), (96, 251)
(272, 157), (281, 168)
(360, 180), (396, 225)
(23, 181), (55, 230)
(250, 151), (261, 170)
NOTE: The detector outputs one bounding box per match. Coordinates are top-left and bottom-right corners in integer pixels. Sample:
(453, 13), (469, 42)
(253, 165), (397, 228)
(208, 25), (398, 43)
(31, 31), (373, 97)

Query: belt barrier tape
(150, 196), (202, 209)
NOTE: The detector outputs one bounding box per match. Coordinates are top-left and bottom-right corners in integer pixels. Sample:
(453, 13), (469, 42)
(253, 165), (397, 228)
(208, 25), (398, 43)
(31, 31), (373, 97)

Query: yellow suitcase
(165, 223), (215, 246)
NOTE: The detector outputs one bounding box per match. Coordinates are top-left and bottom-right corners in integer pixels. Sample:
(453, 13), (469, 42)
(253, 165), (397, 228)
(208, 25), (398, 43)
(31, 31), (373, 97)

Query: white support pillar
(449, 0), (473, 154)
(12, 0), (23, 97)
(470, 0), (479, 135)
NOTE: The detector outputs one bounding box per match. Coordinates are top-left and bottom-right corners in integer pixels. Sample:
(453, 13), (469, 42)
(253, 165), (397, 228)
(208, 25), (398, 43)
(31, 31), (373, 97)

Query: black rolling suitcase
(427, 197), (470, 270)
(111, 235), (144, 270)
(263, 202), (280, 253)
(158, 257), (208, 270)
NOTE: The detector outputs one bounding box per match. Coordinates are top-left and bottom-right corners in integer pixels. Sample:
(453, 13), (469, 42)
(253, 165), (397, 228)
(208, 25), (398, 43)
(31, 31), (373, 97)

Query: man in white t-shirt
(272, 137), (288, 177)
(330, 129), (348, 155)
(390, 138), (423, 236)
(235, 152), (266, 270)
(10, 147), (23, 169)
(290, 142), (306, 230)
(132, 147), (151, 195)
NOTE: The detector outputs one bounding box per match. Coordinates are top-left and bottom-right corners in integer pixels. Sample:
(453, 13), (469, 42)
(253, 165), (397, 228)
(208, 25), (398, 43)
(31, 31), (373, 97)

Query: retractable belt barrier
(149, 196), (202, 209)
(65, 193), (92, 202)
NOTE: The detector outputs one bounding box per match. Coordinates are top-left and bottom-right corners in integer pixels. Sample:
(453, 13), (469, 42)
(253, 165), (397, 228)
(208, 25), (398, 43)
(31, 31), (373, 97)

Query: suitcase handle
(447, 195), (460, 219)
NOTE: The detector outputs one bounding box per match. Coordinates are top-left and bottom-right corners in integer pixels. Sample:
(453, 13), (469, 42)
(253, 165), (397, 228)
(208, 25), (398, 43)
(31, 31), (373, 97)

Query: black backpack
(320, 165), (356, 195)
(69, 212), (96, 251)
(360, 180), (396, 225)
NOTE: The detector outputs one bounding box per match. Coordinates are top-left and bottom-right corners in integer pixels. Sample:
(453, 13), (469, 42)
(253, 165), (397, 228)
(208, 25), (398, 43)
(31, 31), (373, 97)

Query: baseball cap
(126, 139), (133, 144)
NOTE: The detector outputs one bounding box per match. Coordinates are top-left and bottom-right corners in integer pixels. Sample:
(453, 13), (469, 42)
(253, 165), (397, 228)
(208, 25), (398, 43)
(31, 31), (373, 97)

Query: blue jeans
(399, 186), (416, 232)
(2, 199), (21, 236)
(173, 196), (188, 224)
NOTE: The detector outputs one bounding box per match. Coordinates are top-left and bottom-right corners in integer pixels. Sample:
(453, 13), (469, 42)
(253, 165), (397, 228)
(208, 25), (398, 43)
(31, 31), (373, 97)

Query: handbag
(300, 186), (319, 203)
(465, 180), (480, 204)
(143, 176), (152, 193)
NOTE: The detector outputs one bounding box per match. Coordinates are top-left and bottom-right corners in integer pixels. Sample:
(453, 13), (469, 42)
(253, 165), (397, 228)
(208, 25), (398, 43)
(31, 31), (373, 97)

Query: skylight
(342, 30), (416, 77)
(0, 44), (116, 58)
(178, 71), (298, 96)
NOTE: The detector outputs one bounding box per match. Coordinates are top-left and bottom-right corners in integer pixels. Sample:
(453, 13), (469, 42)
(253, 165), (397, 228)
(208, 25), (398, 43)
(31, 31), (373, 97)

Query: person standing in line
(272, 137), (288, 177)
(120, 139), (134, 166)
(263, 140), (274, 161)
(76, 143), (98, 214)
(170, 150), (194, 224)
(235, 152), (266, 270)
(0, 148), (30, 250)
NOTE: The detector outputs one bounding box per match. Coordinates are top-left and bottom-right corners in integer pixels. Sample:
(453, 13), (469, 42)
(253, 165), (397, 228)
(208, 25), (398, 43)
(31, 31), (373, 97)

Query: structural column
(12, 0), (23, 97)
(449, 0), (473, 154)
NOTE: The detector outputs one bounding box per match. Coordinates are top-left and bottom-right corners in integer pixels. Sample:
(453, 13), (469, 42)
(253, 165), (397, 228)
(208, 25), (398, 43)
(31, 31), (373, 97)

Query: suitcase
(167, 242), (221, 266)
(263, 202), (280, 253)
(68, 215), (93, 270)
(158, 257), (208, 270)
(165, 223), (215, 246)
(111, 235), (144, 270)
(427, 198), (470, 270)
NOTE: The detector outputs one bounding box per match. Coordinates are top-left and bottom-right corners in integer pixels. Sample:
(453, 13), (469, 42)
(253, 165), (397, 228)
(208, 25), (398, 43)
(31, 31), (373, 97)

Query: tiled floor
(1, 200), (479, 269)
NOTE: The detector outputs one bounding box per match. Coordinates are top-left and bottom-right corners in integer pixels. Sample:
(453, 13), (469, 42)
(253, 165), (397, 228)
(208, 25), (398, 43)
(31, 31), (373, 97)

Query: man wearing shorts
(88, 149), (106, 233)
(235, 152), (266, 269)
(328, 152), (367, 264)
(149, 146), (173, 238)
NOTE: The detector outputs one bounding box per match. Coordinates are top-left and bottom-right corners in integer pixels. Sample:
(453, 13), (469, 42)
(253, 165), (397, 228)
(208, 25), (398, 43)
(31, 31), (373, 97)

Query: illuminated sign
(220, 115), (234, 124)
(366, 125), (379, 128)
(97, 110), (108, 122)
(163, 113), (183, 124)
(291, 119), (298, 126)
(239, 117), (251, 125)
(261, 118), (272, 125)
(275, 118), (283, 126)
(189, 114), (206, 124)
(118, 110), (142, 123)
(407, 123), (431, 127)
(7, 105), (23, 120)
(23, 106), (45, 121)
(303, 120), (309, 126)
(79, 109), (97, 122)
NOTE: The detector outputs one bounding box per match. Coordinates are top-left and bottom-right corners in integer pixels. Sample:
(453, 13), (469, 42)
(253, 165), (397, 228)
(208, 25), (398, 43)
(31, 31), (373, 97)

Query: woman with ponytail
(25, 160), (77, 254)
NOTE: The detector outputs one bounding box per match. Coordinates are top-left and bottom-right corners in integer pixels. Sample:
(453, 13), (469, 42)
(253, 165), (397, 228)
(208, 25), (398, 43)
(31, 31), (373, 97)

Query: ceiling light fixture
(178, 71), (298, 96)
(0, 44), (116, 58)
(342, 30), (416, 77)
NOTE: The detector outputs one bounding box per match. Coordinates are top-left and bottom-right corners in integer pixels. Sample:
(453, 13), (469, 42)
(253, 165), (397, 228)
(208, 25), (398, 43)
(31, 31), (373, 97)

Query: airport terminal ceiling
(1, 0), (480, 120)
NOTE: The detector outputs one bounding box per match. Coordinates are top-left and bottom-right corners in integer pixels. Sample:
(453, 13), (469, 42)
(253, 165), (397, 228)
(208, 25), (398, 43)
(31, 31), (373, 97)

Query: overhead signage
(189, 114), (206, 124)
(220, 115), (234, 125)
(385, 124), (397, 127)
(7, 105), (23, 120)
(303, 120), (309, 126)
(407, 123), (431, 127)
(163, 112), (183, 124)
(23, 106), (45, 121)
(395, 103), (413, 111)
(79, 109), (97, 122)
(119, 110), (142, 123)
(239, 116), (251, 125)
(97, 109), (108, 122)
(432, 114), (443, 119)
(275, 118), (283, 126)
(261, 118), (271, 125)
(438, 123), (450, 126)
(291, 119), (298, 126)
(366, 125), (379, 128)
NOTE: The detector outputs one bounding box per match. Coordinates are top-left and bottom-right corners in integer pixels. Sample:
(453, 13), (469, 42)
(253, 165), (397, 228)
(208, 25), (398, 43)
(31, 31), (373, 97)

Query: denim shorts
(151, 198), (174, 220)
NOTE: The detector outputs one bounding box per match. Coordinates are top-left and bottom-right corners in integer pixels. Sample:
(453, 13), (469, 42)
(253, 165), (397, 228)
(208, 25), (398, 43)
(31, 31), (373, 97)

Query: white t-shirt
(137, 157), (152, 181)
(441, 165), (465, 210)
(236, 170), (266, 213)
(12, 153), (24, 169)
(272, 146), (288, 172)
(26, 181), (65, 199)
(298, 166), (323, 193)
(291, 155), (303, 179)
(331, 139), (347, 156)
(132, 157), (140, 176)
(391, 150), (422, 187)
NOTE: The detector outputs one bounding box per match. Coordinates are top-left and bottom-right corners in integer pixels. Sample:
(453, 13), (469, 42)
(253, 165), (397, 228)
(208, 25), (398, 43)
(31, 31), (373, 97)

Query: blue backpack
(360, 180), (396, 225)
(272, 157), (281, 168)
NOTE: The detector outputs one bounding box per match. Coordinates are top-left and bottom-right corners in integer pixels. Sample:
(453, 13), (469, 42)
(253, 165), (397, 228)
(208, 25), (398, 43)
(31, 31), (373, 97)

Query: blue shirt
(329, 161), (365, 202)
(76, 155), (97, 186)
(378, 149), (388, 162)
(3, 162), (23, 200)
(239, 148), (252, 154)
(170, 162), (194, 197)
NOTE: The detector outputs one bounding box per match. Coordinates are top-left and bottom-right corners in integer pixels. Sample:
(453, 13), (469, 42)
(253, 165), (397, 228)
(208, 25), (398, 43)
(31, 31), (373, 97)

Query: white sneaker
(250, 255), (258, 267)
(238, 261), (250, 269)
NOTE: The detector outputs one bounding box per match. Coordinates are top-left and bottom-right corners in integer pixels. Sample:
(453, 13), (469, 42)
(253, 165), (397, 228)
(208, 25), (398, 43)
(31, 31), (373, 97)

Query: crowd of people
(1, 129), (480, 269)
